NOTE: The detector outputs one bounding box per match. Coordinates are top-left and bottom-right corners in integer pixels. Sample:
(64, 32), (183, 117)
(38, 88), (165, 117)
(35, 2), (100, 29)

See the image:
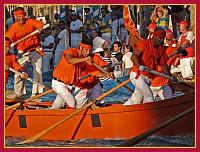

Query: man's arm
(102, 40), (108, 49)
(69, 26), (84, 33)
(131, 46), (142, 68)
(65, 53), (91, 64)
(161, 63), (172, 77)
(54, 37), (60, 44)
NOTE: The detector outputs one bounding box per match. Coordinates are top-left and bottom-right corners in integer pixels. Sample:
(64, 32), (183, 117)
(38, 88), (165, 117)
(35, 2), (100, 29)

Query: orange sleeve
(29, 18), (44, 28)
(92, 55), (108, 67)
(166, 47), (179, 66)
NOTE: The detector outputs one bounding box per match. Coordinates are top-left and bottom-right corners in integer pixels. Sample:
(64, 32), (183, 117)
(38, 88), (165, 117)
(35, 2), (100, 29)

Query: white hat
(93, 48), (104, 53)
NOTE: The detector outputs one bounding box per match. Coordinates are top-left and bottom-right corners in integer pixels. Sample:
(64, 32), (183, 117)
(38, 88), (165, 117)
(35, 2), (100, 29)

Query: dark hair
(103, 48), (111, 58)
(28, 7), (33, 11)
(113, 41), (122, 48)
(81, 38), (93, 46)
(115, 53), (123, 61)
(101, 7), (109, 13)
(125, 45), (134, 52)
(59, 20), (65, 25)
(14, 7), (24, 12)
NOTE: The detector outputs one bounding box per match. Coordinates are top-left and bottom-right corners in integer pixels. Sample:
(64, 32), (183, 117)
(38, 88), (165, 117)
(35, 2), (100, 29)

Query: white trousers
(51, 79), (76, 109)
(42, 52), (53, 72)
(14, 51), (43, 96)
(75, 82), (103, 108)
(180, 57), (194, 78)
(124, 72), (154, 105)
(51, 79), (103, 109)
(150, 84), (174, 101)
(102, 32), (112, 49)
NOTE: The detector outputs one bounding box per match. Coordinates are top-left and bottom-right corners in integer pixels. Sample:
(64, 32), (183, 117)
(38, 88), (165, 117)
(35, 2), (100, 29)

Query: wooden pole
(149, 69), (195, 89)
(19, 79), (131, 144)
(10, 24), (50, 47)
(8, 68), (55, 92)
(5, 89), (54, 111)
(117, 106), (194, 147)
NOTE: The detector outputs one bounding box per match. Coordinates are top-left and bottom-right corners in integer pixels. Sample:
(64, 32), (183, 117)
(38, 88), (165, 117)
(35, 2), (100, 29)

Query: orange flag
(123, 5), (143, 41)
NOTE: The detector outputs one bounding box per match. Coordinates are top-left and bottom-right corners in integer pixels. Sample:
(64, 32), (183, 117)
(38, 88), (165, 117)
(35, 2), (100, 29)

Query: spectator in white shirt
(91, 29), (108, 52)
(122, 45), (133, 76)
(68, 12), (84, 48)
(54, 21), (69, 68)
(41, 29), (55, 72)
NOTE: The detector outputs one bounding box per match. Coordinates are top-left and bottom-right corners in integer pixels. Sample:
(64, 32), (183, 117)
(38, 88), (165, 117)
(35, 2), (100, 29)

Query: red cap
(165, 28), (173, 34)
(146, 23), (157, 29)
(166, 33), (173, 39)
(178, 21), (189, 27)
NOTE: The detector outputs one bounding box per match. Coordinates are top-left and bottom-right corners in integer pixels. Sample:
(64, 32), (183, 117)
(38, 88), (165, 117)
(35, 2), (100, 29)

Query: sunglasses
(166, 38), (172, 41)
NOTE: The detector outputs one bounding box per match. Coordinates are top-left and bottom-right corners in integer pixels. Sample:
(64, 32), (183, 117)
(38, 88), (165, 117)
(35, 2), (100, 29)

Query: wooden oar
(10, 24), (50, 47)
(5, 89), (54, 111)
(91, 62), (110, 75)
(117, 106), (194, 147)
(149, 69), (195, 89)
(116, 79), (134, 93)
(19, 78), (131, 144)
(168, 43), (190, 58)
(9, 68), (55, 92)
(78, 62), (122, 81)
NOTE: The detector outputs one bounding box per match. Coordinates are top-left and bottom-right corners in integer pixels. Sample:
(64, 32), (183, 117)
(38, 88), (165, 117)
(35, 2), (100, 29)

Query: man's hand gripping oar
(10, 24), (50, 48)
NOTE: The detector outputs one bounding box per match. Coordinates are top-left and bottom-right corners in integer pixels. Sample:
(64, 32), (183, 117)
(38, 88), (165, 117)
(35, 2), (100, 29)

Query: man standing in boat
(5, 7), (44, 100)
(51, 38), (112, 109)
(124, 27), (173, 105)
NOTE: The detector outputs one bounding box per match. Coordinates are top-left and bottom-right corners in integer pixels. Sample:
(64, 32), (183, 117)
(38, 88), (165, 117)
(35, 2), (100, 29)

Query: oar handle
(149, 70), (174, 81)
(91, 62), (110, 76)
(168, 44), (190, 58)
(118, 106), (194, 147)
(78, 74), (92, 81)
(5, 89), (54, 111)
(10, 24), (50, 47)
(168, 51), (179, 58)
(149, 69), (195, 89)
(8, 68), (54, 91)
(78, 62), (122, 81)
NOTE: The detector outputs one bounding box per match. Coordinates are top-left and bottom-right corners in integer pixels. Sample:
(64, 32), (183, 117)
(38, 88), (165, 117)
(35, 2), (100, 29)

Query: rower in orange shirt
(150, 32), (178, 100)
(51, 38), (112, 109)
(5, 40), (28, 91)
(124, 27), (172, 105)
(76, 53), (114, 108)
(5, 7), (44, 100)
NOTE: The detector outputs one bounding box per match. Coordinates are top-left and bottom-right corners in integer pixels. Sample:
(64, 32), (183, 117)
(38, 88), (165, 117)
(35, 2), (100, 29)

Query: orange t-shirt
(5, 53), (21, 84)
(77, 55), (108, 89)
(151, 46), (178, 87)
(53, 49), (107, 89)
(5, 18), (44, 52)
(131, 39), (168, 78)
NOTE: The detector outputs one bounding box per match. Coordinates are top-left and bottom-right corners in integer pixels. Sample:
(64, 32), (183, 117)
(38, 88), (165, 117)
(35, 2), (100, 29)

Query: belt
(53, 77), (73, 86)
(29, 49), (35, 52)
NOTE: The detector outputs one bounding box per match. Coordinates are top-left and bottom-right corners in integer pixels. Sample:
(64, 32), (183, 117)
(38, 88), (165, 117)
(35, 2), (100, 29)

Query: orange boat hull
(5, 83), (195, 141)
